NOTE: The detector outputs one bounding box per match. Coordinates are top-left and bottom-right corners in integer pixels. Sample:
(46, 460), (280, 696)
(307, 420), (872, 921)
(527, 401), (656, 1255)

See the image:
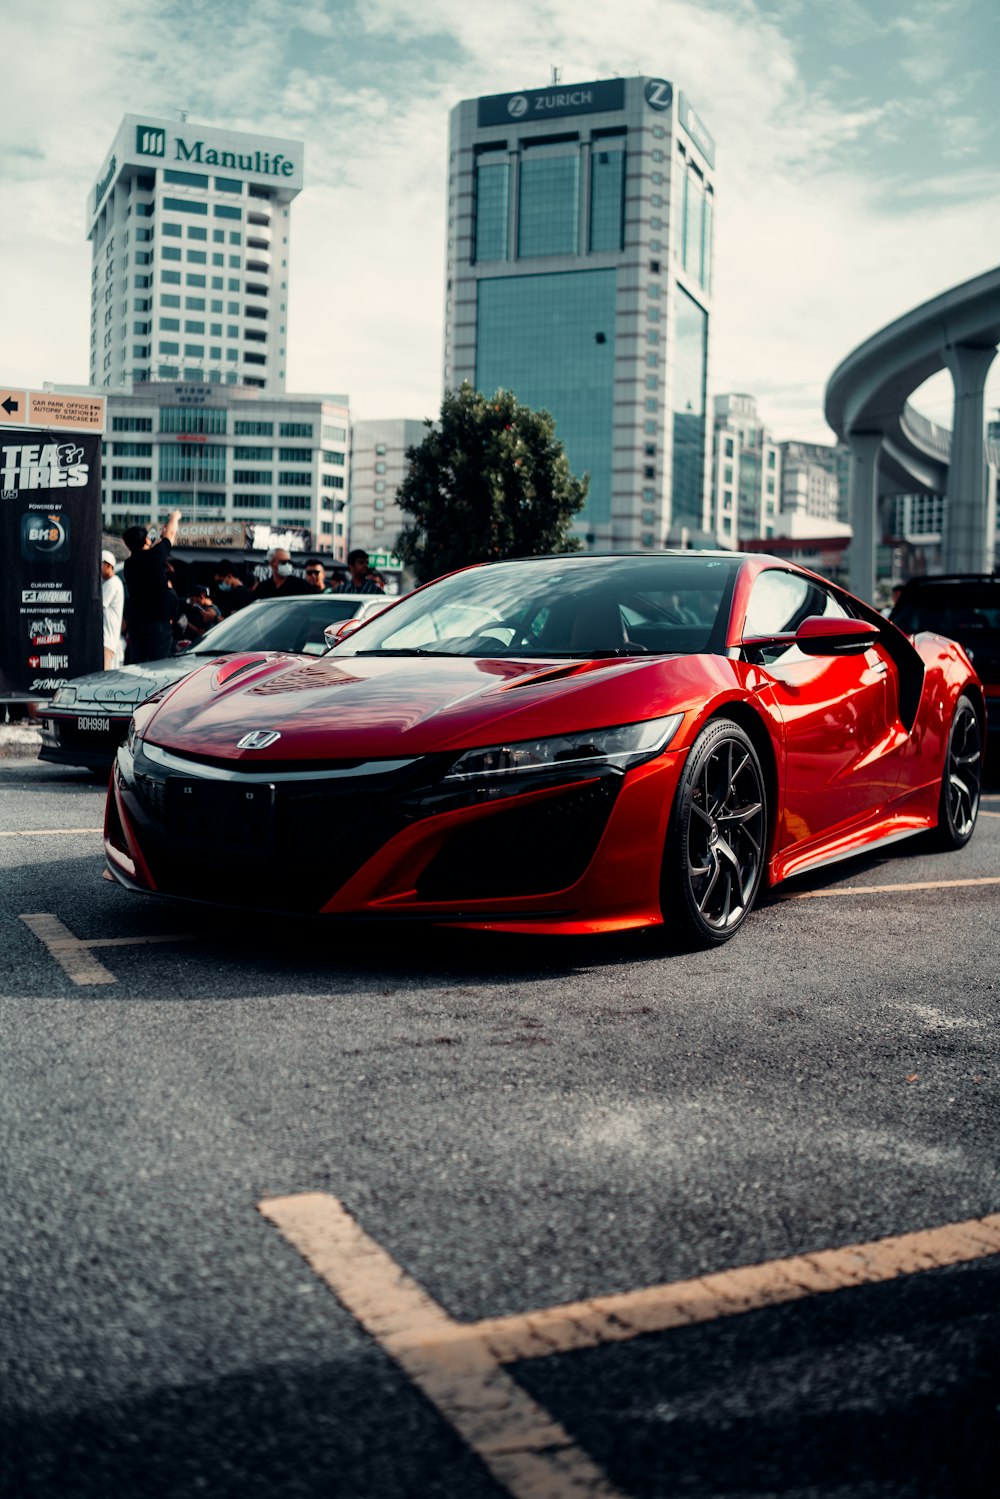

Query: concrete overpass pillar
(942, 342), (997, 573)
(846, 432), (882, 603)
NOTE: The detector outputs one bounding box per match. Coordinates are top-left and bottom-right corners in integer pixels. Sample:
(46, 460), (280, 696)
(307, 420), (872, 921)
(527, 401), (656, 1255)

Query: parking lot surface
(2, 753), (998, 1497)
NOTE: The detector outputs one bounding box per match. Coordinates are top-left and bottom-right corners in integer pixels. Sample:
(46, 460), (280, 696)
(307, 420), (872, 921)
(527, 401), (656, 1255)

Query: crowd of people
(102, 511), (387, 667)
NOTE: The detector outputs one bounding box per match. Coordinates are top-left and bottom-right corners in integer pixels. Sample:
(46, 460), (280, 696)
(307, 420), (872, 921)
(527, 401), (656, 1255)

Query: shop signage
(477, 78), (625, 128)
(1, 431), (103, 697)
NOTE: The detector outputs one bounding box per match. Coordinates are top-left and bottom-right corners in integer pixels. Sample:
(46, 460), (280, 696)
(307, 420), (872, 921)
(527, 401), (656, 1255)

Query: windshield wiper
(353, 648), (471, 656)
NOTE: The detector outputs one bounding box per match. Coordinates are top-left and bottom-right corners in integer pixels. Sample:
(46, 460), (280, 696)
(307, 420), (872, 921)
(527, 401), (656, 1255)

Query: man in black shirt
(212, 562), (254, 616)
(123, 510), (181, 663)
(253, 547), (312, 600)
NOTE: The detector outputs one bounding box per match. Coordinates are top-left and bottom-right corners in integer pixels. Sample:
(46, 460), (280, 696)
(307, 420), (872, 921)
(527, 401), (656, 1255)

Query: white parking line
(19, 912), (200, 986)
(786, 875), (1000, 900)
(260, 1193), (627, 1499)
(260, 1193), (1000, 1499)
(0, 827), (102, 838)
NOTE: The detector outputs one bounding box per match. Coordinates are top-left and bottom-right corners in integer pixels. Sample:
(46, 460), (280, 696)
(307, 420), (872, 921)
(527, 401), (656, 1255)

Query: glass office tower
(444, 77), (716, 550)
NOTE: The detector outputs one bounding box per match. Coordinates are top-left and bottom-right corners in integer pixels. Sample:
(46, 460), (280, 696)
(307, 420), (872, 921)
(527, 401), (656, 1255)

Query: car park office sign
(1, 429), (104, 698)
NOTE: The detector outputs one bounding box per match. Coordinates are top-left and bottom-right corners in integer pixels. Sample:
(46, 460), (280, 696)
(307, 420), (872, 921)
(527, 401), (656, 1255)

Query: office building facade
(444, 76), (715, 550)
(710, 394), (780, 546)
(88, 114), (303, 392)
(348, 418), (426, 589)
(91, 383), (349, 560)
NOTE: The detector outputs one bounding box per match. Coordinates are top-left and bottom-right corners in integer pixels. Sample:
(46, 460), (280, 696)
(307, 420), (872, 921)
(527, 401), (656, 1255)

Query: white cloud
(1, 0), (997, 447)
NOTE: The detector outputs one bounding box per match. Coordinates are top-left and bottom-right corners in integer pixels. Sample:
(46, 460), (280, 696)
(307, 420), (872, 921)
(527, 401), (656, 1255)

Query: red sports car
(104, 553), (983, 947)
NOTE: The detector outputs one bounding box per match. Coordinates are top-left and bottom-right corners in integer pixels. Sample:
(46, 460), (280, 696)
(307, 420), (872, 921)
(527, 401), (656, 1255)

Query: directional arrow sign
(0, 390), (28, 425)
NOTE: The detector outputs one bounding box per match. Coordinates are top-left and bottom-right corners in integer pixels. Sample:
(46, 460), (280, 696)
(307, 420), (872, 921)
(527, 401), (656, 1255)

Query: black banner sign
(477, 78), (625, 128)
(1, 429), (104, 698)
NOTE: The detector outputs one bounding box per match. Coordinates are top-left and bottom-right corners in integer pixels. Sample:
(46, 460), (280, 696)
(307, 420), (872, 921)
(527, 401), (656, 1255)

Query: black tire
(660, 719), (767, 948)
(931, 694), (981, 850)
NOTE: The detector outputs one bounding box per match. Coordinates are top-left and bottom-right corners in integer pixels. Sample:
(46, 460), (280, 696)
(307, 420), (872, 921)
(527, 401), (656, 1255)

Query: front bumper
(105, 736), (687, 934)
(39, 711), (131, 769)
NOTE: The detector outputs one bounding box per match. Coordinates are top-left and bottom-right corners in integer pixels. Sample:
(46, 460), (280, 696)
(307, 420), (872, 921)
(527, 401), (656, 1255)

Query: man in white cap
(101, 551), (125, 669)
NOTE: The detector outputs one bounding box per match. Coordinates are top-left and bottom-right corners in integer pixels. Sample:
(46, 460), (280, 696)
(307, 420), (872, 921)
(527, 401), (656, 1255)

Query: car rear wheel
(932, 694), (981, 850)
(661, 719), (767, 948)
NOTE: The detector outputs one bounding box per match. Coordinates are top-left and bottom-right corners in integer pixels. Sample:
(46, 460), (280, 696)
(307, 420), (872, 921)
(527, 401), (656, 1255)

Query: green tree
(394, 383), (588, 583)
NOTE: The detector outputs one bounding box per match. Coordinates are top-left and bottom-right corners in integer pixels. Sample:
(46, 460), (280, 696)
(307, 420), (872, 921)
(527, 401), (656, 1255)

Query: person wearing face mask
(212, 562), (254, 616)
(252, 547), (311, 599)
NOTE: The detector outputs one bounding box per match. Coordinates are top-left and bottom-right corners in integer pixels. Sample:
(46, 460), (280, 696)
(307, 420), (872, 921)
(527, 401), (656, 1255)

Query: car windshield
(189, 596), (365, 657)
(892, 585), (1000, 640)
(333, 555), (740, 658)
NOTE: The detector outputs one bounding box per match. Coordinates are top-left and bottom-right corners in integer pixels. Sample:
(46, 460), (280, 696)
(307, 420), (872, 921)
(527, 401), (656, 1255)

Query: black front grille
(128, 748), (442, 912)
(416, 778), (620, 901)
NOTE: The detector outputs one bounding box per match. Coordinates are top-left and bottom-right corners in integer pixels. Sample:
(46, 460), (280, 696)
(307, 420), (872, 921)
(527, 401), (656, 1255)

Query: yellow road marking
(0, 827), (103, 837)
(260, 1193), (627, 1499)
(786, 875), (1000, 900)
(19, 912), (199, 986)
(261, 1194), (1000, 1498)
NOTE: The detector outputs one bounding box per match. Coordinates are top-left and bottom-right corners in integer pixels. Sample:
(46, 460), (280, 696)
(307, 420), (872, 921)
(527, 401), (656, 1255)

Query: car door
(743, 569), (903, 850)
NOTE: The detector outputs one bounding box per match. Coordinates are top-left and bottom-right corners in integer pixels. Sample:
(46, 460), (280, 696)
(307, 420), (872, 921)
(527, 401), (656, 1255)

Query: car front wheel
(932, 694), (981, 850)
(661, 719), (767, 948)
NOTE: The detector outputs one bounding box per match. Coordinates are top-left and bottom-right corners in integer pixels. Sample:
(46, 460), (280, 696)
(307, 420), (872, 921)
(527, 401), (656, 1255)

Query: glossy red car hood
(144, 651), (736, 764)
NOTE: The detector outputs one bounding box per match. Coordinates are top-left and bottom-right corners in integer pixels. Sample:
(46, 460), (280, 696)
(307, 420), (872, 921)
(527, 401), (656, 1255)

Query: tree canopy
(394, 383), (588, 583)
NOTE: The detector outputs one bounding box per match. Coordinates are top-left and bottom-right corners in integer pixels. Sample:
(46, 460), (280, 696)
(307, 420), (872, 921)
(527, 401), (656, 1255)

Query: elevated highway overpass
(824, 264), (1000, 601)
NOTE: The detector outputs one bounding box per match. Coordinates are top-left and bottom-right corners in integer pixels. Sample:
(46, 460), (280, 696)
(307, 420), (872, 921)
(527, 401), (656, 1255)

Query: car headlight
(443, 714), (684, 781)
(125, 717), (139, 754)
(51, 686), (77, 706)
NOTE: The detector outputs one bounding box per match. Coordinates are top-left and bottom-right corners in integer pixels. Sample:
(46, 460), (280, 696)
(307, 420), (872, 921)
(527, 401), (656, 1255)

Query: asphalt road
(1, 751), (998, 1498)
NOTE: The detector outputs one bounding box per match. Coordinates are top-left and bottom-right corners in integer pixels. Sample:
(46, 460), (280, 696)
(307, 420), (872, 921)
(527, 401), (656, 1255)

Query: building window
(234, 445), (273, 461)
(164, 169), (208, 188)
(279, 422), (313, 438)
(161, 407), (227, 435)
(161, 246), (182, 261)
(278, 448), (311, 462)
(233, 420), (273, 436)
(216, 177), (242, 193)
(185, 320), (205, 334)
(163, 196), (208, 215)
(322, 450), (345, 465)
(161, 270), (181, 285)
(162, 222), (182, 238)
(474, 158), (509, 263)
(322, 473), (345, 489)
(111, 415), (153, 432)
(112, 464), (153, 481)
(277, 495), (311, 511)
(589, 145), (625, 253)
(159, 317), (180, 331)
(112, 441), (153, 457)
(518, 153), (579, 258)
(187, 250), (207, 264)
(188, 225), (208, 241)
(322, 424), (346, 442)
(233, 469), (272, 485)
(278, 470), (312, 486)
(214, 204), (242, 220)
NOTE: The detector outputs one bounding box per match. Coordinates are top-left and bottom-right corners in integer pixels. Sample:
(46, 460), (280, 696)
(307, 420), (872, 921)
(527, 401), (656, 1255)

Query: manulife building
(444, 77), (716, 550)
(87, 114), (304, 392)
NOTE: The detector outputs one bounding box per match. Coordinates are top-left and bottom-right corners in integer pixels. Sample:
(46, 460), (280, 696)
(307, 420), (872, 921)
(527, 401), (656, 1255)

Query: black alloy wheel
(661, 719), (767, 948)
(932, 694), (981, 850)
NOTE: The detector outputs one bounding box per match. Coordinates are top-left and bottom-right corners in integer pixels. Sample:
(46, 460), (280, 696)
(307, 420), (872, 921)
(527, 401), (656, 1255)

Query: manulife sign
(135, 125), (296, 179)
(88, 112), (304, 225)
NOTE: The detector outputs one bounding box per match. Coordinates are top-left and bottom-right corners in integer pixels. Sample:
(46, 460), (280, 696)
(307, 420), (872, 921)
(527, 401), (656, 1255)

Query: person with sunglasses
(303, 558), (333, 594)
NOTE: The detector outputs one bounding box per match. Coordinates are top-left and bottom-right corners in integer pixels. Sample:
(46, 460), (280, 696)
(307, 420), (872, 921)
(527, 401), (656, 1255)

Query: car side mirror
(794, 615), (880, 655)
(324, 617), (366, 648)
(742, 615), (880, 657)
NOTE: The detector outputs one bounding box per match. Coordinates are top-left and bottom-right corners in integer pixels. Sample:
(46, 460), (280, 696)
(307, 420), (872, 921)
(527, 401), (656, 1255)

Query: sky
(3, 0), (1000, 447)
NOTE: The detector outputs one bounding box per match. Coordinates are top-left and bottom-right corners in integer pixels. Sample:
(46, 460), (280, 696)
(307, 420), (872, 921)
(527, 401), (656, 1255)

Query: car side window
(744, 571), (849, 666)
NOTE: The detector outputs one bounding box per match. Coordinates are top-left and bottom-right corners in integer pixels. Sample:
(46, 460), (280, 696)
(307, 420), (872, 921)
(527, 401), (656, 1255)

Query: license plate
(166, 779), (274, 848)
(78, 716), (111, 732)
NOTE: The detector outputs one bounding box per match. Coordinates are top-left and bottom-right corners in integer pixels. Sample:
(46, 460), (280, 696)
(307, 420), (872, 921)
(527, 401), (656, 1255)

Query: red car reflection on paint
(104, 553), (983, 948)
